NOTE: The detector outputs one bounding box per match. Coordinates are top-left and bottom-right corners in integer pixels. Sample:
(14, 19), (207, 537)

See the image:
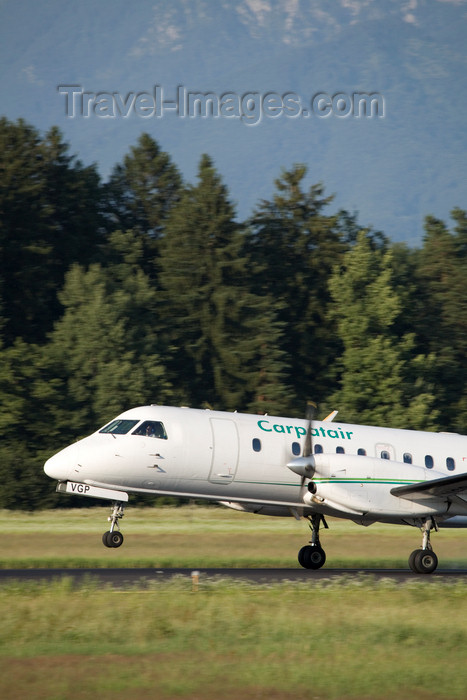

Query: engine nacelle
(297, 453), (447, 519)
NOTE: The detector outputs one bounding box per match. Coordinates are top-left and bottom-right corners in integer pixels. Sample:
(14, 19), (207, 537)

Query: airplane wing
(391, 472), (467, 501)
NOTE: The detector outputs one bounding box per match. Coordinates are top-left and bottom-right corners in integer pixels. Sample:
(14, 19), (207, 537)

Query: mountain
(0, 0), (466, 244)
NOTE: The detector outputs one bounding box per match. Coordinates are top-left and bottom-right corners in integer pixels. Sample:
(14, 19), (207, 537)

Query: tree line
(0, 116), (466, 508)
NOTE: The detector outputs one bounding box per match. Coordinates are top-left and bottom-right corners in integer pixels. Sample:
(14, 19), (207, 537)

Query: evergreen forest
(1, 116), (466, 509)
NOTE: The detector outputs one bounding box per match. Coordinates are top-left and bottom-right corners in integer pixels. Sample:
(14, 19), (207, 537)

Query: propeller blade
(301, 401), (317, 487)
(303, 401), (317, 457)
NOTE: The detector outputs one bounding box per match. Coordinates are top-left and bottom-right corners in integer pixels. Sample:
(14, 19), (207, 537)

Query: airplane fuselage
(44, 404), (467, 527)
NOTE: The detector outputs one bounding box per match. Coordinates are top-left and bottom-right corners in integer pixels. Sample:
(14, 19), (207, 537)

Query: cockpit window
(100, 419), (139, 435)
(132, 420), (168, 439)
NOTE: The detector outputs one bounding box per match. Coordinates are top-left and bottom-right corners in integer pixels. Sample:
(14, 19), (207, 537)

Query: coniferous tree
(158, 154), (290, 413)
(415, 210), (467, 430)
(0, 338), (65, 508)
(328, 231), (438, 429)
(243, 309), (292, 416)
(46, 231), (172, 435)
(0, 118), (49, 343)
(104, 133), (182, 276)
(245, 164), (345, 408)
(0, 118), (103, 344)
(41, 125), (105, 272)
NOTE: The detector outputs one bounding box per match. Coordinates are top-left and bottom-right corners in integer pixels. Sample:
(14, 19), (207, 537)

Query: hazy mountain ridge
(0, 0), (465, 243)
(129, 0), (465, 55)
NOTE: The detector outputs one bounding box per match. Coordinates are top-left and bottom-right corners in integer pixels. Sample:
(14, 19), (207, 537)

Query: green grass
(1, 507), (467, 699)
(0, 577), (467, 699)
(0, 505), (466, 569)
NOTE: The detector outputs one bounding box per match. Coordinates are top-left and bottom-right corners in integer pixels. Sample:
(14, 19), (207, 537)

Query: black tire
(102, 531), (113, 548)
(413, 549), (438, 574)
(298, 545), (312, 568)
(298, 544), (326, 570)
(408, 549), (420, 572)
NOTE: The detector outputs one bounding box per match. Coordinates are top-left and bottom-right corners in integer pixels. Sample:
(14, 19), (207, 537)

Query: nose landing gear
(409, 518), (438, 574)
(102, 501), (125, 548)
(298, 514), (328, 570)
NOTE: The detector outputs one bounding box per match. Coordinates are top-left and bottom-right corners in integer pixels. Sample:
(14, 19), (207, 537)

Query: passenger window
(291, 442), (301, 456)
(380, 451), (390, 460)
(132, 421), (167, 439)
(446, 457), (455, 472)
(314, 444), (323, 454)
(403, 453), (412, 464)
(252, 438), (261, 452)
(425, 455), (434, 469)
(100, 419), (139, 435)
(357, 448), (366, 456)
(336, 446), (345, 454)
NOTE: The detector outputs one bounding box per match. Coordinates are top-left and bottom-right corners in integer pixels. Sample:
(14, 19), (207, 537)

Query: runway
(0, 567), (466, 587)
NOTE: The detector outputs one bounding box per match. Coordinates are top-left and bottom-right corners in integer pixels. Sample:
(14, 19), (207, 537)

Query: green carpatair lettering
(257, 420), (354, 440)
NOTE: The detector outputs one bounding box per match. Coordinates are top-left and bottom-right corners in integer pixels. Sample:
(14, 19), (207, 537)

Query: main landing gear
(408, 517), (438, 574)
(102, 501), (125, 548)
(298, 514), (329, 570)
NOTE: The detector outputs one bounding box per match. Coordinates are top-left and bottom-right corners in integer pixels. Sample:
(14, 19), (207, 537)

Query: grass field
(0, 504), (466, 569)
(1, 576), (467, 699)
(1, 506), (466, 699)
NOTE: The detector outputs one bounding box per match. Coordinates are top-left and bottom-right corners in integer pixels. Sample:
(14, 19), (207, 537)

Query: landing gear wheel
(409, 518), (439, 573)
(298, 544), (326, 570)
(102, 530), (124, 548)
(408, 549), (420, 573)
(103, 501), (126, 548)
(102, 531), (113, 548)
(414, 549), (438, 574)
(298, 545), (311, 568)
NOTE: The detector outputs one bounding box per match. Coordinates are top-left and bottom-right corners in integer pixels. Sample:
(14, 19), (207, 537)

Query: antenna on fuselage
(323, 410), (338, 422)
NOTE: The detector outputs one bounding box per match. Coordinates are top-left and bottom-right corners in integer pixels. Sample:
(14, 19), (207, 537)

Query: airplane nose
(44, 452), (69, 481)
(44, 443), (80, 481)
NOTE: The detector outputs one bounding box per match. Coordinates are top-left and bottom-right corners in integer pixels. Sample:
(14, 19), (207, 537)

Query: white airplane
(44, 403), (467, 574)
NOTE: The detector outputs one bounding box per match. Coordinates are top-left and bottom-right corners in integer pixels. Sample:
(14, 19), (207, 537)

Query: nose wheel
(103, 501), (125, 548)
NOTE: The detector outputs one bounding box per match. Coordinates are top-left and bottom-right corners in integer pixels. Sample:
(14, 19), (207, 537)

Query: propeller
(303, 401), (317, 460)
(287, 401), (317, 484)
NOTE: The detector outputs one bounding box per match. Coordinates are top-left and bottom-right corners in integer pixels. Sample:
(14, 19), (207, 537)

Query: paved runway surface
(0, 567), (466, 586)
